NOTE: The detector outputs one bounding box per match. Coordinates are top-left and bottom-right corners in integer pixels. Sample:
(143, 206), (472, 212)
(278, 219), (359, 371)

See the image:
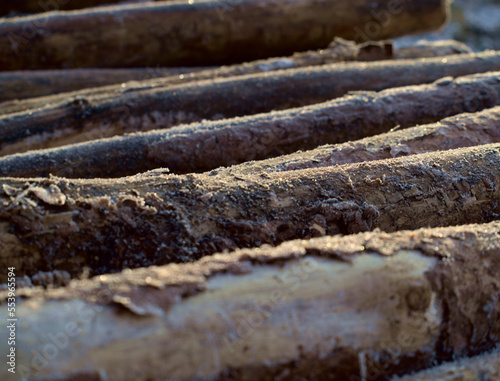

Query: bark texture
(1, 221), (500, 380)
(1, 52), (500, 156)
(2, 73), (498, 178)
(1, 144), (500, 280)
(0, 0), (450, 69)
(220, 105), (500, 176)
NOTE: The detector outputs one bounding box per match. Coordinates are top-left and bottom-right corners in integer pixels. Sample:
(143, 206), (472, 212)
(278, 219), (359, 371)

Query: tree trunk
(0, 0), (451, 70)
(1, 143), (500, 279)
(220, 105), (500, 176)
(0, 38), (390, 106)
(1, 52), (500, 156)
(2, 72), (498, 178)
(1, 220), (499, 380)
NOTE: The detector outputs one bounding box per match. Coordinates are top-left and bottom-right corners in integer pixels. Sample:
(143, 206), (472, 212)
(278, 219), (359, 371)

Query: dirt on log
(2, 72), (498, 178)
(1, 221), (500, 380)
(0, 0), (450, 69)
(1, 143), (500, 280)
(1, 52), (500, 156)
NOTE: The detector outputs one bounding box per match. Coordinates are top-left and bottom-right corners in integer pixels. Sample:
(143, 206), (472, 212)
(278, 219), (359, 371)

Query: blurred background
(395, 0), (500, 51)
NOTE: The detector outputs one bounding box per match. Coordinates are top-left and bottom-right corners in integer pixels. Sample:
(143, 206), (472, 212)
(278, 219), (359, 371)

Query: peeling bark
(1, 221), (500, 380)
(1, 52), (500, 156)
(0, 0), (450, 69)
(0, 144), (500, 280)
(2, 73), (498, 178)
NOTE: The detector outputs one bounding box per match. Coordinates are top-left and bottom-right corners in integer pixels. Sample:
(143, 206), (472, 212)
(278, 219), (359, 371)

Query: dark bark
(1, 52), (500, 156)
(2, 72), (498, 178)
(0, 66), (207, 104)
(1, 221), (500, 380)
(0, 0), (450, 69)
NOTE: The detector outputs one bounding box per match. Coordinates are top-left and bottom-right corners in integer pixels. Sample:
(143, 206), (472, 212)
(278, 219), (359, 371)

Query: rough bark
(2, 73), (498, 178)
(1, 52), (500, 156)
(220, 105), (500, 176)
(1, 221), (500, 380)
(0, 0), (450, 70)
(1, 143), (500, 280)
(394, 349), (500, 381)
(0, 38), (390, 106)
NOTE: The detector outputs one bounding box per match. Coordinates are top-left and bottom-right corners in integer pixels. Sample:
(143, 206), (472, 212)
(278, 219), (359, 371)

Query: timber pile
(0, 0), (499, 380)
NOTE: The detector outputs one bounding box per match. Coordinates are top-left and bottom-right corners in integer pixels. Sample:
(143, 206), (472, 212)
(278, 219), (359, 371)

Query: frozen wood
(2, 72), (498, 178)
(0, 0), (450, 70)
(1, 143), (500, 279)
(1, 221), (500, 380)
(2, 52), (500, 156)
(0, 38), (389, 106)
(394, 348), (500, 381)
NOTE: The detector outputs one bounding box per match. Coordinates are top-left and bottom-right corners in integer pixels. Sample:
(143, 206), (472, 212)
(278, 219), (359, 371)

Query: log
(1, 52), (500, 156)
(2, 72), (499, 178)
(395, 39), (473, 59)
(1, 143), (500, 279)
(0, 0), (146, 16)
(0, 38), (390, 105)
(394, 349), (500, 381)
(0, 66), (208, 103)
(220, 105), (500, 176)
(1, 221), (500, 380)
(0, 0), (450, 70)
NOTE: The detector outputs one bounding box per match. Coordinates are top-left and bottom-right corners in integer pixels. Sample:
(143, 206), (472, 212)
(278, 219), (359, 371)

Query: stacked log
(0, 0), (450, 69)
(1, 0), (500, 380)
